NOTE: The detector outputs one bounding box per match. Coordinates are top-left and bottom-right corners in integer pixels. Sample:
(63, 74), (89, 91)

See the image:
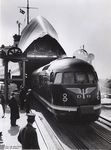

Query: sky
(0, 0), (111, 79)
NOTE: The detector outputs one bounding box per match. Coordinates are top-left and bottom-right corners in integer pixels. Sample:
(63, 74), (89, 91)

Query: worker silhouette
(25, 89), (33, 113)
(18, 113), (40, 149)
(0, 92), (6, 118)
(8, 92), (20, 126)
(19, 86), (27, 110)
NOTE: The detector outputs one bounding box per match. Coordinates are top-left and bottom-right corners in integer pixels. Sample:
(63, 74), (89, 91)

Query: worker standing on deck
(19, 86), (27, 110)
(18, 113), (40, 149)
(8, 92), (20, 126)
(0, 92), (6, 118)
(25, 89), (33, 113)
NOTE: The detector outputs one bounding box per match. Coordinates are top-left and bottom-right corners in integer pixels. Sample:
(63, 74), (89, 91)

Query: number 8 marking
(62, 93), (68, 102)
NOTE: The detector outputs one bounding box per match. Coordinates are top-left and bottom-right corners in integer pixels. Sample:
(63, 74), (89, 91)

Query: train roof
(50, 57), (95, 71)
(34, 57), (96, 74)
(18, 16), (58, 53)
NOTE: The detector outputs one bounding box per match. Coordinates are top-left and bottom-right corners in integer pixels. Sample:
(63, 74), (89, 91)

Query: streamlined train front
(32, 57), (101, 122)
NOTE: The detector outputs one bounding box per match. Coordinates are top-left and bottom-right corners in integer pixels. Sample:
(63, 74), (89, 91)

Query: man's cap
(27, 113), (36, 120)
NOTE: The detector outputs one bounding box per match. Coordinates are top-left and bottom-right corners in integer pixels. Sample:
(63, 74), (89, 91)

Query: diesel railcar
(31, 57), (101, 121)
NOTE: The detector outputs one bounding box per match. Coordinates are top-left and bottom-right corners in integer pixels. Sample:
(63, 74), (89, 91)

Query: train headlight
(62, 93), (68, 102)
(77, 95), (82, 98)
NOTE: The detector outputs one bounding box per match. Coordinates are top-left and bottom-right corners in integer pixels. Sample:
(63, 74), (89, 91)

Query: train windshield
(54, 72), (97, 84)
(63, 73), (74, 84)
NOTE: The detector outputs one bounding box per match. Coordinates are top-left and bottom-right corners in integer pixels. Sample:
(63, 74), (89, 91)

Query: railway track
(98, 116), (111, 129)
(90, 122), (111, 146)
(31, 100), (111, 149)
(31, 102), (90, 149)
(32, 110), (72, 150)
(32, 109), (91, 149)
(58, 124), (89, 149)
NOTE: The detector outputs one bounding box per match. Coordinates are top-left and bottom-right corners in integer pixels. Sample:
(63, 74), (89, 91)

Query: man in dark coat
(8, 92), (20, 126)
(19, 86), (27, 110)
(0, 92), (6, 118)
(18, 113), (40, 149)
(25, 89), (33, 113)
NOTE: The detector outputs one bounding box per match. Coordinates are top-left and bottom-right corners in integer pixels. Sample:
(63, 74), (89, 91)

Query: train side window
(50, 72), (55, 82)
(63, 73), (74, 84)
(54, 73), (62, 84)
(42, 65), (50, 70)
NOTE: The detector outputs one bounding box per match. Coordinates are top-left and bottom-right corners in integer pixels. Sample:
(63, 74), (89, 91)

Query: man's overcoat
(18, 123), (39, 149)
(8, 97), (19, 120)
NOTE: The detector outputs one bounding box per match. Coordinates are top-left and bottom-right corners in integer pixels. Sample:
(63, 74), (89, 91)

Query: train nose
(66, 87), (98, 105)
(67, 87), (96, 96)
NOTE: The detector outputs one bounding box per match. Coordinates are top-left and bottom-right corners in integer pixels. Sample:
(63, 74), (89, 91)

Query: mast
(19, 0), (38, 25)
(27, 0), (29, 24)
(16, 21), (21, 35)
